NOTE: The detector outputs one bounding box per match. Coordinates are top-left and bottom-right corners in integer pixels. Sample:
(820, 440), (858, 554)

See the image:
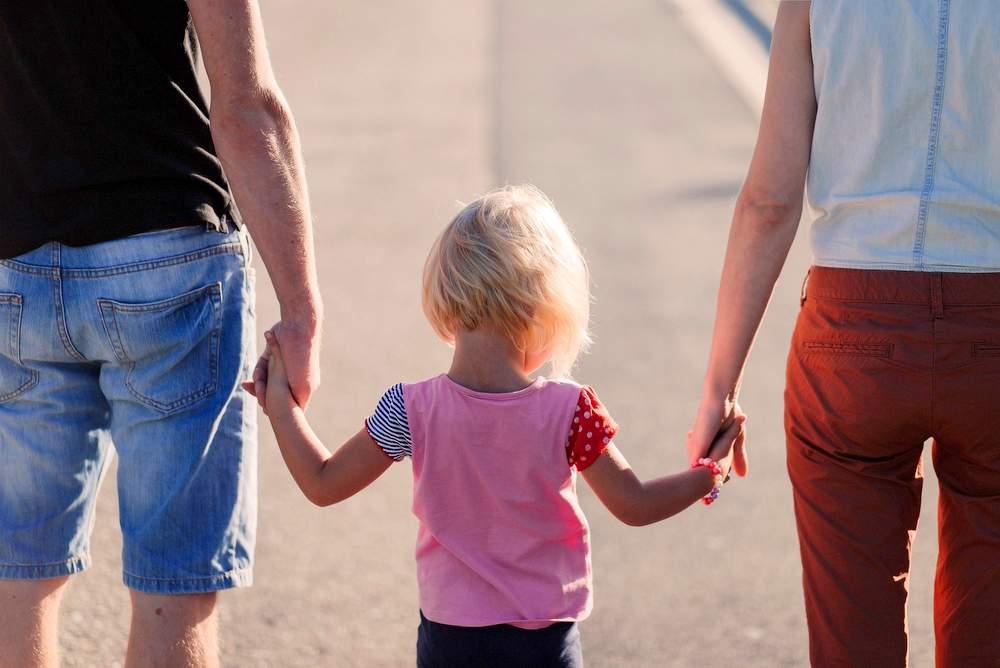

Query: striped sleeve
(364, 383), (412, 461)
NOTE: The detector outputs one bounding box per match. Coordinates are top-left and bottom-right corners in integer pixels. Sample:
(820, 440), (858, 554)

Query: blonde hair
(422, 185), (591, 378)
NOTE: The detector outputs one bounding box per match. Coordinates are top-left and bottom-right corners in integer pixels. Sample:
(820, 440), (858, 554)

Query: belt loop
(930, 273), (945, 318)
(800, 267), (812, 307)
(209, 213), (230, 234)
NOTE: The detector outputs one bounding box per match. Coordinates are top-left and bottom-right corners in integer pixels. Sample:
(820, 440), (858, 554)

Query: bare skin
(188, 0), (324, 410)
(1, 1), (322, 665)
(125, 592), (219, 668)
(688, 2), (815, 468)
(0, 577), (68, 668)
(259, 327), (745, 525)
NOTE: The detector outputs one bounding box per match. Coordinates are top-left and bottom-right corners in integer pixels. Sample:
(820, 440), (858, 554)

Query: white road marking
(670, 0), (771, 117)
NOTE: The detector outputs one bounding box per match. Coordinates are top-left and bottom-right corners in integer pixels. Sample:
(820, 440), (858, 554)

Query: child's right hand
(704, 410), (747, 480)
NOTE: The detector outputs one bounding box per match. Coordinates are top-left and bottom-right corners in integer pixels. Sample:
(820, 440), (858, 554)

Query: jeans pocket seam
(0, 293), (36, 403)
(0, 371), (38, 403)
(121, 336), (219, 413)
(98, 283), (223, 415)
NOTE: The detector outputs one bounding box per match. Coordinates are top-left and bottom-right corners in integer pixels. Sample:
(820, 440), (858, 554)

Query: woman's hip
(785, 265), (1000, 460)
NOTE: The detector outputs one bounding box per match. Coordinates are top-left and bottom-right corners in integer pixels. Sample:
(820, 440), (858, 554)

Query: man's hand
(687, 395), (749, 477)
(189, 0), (323, 411)
(270, 319), (321, 408)
(244, 319), (320, 411)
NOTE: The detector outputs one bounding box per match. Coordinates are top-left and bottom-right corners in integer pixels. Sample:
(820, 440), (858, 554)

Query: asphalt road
(59, 2), (940, 666)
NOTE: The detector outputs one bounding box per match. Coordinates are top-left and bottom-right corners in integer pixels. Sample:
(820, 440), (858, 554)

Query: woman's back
(808, 0), (1000, 271)
(694, 3), (1000, 664)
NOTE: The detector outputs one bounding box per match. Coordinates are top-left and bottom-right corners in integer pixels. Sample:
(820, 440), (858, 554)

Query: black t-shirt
(0, 1), (240, 259)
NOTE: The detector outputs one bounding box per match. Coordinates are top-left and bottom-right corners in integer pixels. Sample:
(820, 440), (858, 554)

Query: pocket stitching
(98, 283), (223, 414)
(97, 282), (222, 314)
(972, 342), (1000, 358)
(0, 375), (37, 403)
(802, 341), (894, 358)
(0, 293), (38, 403)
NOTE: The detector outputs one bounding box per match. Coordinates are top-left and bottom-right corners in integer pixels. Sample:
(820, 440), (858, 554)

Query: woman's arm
(263, 332), (393, 507)
(583, 417), (745, 526)
(687, 2), (816, 473)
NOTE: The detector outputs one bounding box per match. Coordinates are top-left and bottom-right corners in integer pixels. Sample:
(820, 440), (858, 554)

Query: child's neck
(448, 328), (535, 394)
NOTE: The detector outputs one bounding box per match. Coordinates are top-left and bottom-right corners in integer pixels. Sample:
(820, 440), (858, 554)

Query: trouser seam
(51, 244), (87, 361)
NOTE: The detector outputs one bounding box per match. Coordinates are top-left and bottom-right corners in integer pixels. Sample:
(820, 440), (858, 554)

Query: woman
(688, 2), (1000, 666)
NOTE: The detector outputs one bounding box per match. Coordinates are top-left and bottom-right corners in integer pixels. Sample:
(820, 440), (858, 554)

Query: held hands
(700, 410), (747, 481)
(687, 394), (749, 478)
(243, 320), (320, 412)
(241, 329), (299, 415)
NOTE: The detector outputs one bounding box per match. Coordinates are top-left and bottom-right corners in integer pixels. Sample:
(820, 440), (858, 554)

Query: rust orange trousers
(785, 266), (1000, 667)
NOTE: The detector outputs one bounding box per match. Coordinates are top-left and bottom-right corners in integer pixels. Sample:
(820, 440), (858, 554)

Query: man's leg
(0, 577), (69, 668)
(126, 591), (219, 668)
(0, 273), (110, 667)
(84, 229), (256, 666)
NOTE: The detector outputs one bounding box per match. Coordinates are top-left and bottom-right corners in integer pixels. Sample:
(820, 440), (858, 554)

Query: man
(0, 1), (321, 666)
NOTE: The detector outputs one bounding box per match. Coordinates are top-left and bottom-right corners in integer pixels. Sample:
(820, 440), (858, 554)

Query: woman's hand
(687, 396), (749, 477)
(703, 407), (747, 480)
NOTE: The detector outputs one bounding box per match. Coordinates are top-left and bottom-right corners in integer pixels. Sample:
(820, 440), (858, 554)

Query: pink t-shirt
(365, 374), (619, 629)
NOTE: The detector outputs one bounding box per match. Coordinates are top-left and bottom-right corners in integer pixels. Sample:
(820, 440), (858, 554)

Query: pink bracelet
(693, 458), (724, 505)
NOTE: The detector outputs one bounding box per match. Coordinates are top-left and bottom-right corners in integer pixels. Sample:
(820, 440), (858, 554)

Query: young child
(250, 185), (744, 668)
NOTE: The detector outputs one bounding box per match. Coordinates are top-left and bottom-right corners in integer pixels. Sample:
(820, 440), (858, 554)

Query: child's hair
(422, 185), (591, 378)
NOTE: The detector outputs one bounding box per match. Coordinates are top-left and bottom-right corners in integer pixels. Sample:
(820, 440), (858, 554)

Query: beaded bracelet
(693, 457), (725, 505)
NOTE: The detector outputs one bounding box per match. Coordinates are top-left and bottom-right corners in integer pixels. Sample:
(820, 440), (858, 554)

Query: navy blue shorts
(417, 611), (584, 668)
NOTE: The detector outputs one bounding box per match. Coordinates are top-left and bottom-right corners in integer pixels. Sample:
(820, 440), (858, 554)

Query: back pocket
(0, 294), (37, 403)
(99, 283), (223, 414)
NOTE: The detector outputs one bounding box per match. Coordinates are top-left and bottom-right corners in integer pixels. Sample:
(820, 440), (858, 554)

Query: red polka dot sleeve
(566, 386), (619, 471)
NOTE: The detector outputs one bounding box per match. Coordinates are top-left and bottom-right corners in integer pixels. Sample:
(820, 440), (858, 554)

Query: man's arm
(188, 0), (322, 407)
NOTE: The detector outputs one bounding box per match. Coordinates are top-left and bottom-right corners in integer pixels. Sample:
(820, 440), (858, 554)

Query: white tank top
(807, 0), (1000, 272)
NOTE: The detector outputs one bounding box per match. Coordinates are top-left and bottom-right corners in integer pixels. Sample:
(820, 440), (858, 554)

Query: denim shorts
(0, 225), (257, 594)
